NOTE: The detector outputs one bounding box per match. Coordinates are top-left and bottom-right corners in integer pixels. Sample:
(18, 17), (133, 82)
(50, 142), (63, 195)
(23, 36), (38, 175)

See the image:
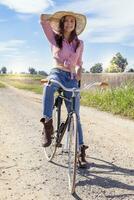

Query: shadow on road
(43, 156), (134, 199)
(87, 157), (134, 176)
(75, 156), (134, 199)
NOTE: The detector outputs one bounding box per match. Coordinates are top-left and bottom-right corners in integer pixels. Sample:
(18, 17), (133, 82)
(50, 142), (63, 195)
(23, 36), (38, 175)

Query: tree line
(0, 66), (7, 74)
(88, 52), (133, 73)
(0, 52), (134, 74)
(0, 66), (48, 76)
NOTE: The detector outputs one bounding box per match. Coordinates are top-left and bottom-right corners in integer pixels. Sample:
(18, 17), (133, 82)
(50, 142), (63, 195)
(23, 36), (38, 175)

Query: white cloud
(16, 14), (33, 21)
(1, 54), (51, 73)
(0, 39), (52, 73)
(122, 42), (134, 47)
(49, 0), (134, 44)
(0, 0), (54, 14)
(85, 1), (134, 44)
(0, 40), (26, 52)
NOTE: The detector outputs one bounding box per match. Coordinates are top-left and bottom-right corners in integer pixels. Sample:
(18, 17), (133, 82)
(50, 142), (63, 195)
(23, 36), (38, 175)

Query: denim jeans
(42, 68), (84, 145)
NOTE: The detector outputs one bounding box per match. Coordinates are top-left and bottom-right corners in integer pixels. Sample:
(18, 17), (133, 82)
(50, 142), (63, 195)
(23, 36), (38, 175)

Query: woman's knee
(43, 83), (58, 95)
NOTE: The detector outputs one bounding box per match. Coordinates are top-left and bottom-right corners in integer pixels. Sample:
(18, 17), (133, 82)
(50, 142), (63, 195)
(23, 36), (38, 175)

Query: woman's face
(63, 15), (76, 33)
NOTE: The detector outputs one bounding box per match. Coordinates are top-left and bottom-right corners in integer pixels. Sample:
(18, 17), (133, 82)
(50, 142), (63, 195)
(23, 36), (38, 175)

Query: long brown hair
(55, 15), (80, 51)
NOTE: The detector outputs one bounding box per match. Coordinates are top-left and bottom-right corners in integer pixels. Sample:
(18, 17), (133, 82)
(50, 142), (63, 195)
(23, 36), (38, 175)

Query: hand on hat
(40, 14), (59, 25)
(40, 14), (51, 22)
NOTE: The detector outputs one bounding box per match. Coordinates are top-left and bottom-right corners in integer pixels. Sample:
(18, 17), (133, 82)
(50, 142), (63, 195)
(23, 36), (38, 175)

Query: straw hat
(43, 11), (86, 35)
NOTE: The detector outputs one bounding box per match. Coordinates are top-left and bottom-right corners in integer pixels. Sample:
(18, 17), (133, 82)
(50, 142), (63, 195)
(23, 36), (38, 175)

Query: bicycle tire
(67, 112), (78, 194)
(44, 105), (58, 161)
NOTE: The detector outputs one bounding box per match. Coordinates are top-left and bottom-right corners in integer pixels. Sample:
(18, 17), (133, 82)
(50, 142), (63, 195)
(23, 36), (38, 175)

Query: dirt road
(0, 86), (134, 200)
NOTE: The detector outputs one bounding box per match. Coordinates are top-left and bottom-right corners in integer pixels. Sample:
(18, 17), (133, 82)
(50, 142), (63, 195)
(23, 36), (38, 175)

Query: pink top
(41, 20), (84, 73)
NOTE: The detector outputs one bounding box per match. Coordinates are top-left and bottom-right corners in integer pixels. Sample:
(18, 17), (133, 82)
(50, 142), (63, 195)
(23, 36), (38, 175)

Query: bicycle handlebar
(49, 79), (80, 92)
(41, 78), (107, 93)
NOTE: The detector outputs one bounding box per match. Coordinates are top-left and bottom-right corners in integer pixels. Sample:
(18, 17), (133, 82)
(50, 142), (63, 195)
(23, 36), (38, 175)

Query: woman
(40, 11), (88, 166)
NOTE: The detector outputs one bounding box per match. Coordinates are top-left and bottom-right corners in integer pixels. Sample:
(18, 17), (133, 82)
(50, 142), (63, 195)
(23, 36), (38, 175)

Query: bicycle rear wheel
(67, 112), (78, 194)
(44, 105), (58, 161)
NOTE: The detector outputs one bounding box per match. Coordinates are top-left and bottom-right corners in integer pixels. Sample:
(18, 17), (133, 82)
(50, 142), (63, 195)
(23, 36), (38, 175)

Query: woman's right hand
(40, 14), (46, 22)
(40, 14), (51, 22)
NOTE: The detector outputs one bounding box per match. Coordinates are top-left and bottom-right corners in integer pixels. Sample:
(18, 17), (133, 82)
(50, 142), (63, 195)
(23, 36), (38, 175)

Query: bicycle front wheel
(67, 112), (78, 194)
(44, 105), (58, 161)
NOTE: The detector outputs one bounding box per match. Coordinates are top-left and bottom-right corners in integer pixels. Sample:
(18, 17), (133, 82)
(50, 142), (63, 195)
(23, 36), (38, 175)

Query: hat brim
(45, 11), (86, 35)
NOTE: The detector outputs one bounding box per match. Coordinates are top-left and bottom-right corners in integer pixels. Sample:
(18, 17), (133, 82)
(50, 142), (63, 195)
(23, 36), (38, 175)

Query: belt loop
(71, 72), (74, 80)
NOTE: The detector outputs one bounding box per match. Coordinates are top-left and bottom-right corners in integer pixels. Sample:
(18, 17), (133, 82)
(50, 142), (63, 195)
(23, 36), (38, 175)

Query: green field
(1, 74), (134, 119)
(0, 81), (6, 88)
(0, 74), (44, 93)
(81, 83), (134, 119)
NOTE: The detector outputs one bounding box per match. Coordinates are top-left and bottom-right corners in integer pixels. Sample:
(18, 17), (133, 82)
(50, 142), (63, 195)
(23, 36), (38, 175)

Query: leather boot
(78, 145), (89, 168)
(40, 118), (53, 147)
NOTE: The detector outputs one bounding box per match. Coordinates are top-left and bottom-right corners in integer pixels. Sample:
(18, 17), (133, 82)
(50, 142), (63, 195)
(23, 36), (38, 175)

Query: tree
(128, 68), (134, 72)
(110, 52), (128, 72)
(90, 63), (103, 73)
(81, 68), (89, 73)
(28, 67), (37, 74)
(1, 66), (7, 74)
(38, 71), (48, 76)
(105, 63), (121, 73)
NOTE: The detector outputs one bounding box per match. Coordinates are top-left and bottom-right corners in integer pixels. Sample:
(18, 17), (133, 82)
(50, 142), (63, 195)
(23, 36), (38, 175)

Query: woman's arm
(75, 40), (84, 81)
(76, 40), (84, 67)
(40, 14), (57, 46)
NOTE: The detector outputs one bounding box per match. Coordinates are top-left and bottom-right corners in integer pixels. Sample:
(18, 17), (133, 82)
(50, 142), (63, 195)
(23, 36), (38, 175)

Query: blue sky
(0, 0), (134, 73)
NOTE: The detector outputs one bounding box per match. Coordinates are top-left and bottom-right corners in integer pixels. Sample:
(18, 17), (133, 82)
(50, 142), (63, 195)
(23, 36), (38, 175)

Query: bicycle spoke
(67, 113), (78, 194)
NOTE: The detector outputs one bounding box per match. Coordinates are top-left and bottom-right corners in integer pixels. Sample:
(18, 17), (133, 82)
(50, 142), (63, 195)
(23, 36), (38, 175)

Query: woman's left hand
(75, 66), (82, 81)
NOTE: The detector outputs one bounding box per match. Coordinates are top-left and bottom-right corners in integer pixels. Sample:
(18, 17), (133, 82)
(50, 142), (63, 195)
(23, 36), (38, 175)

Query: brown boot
(78, 145), (89, 168)
(40, 118), (53, 147)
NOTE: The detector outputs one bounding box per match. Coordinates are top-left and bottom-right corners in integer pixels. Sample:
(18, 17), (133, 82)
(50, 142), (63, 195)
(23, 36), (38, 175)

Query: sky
(0, 0), (134, 73)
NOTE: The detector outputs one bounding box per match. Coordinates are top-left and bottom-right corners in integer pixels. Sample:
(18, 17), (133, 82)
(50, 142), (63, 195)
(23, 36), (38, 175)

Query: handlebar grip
(78, 80), (81, 88)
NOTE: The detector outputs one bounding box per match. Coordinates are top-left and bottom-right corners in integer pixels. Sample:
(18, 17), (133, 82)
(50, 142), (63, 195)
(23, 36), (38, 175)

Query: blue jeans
(42, 68), (84, 145)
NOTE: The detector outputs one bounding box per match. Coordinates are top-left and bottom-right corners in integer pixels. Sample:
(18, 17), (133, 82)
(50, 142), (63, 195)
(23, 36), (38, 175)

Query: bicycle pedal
(58, 122), (65, 133)
(62, 149), (69, 153)
(77, 159), (87, 169)
(56, 143), (62, 147)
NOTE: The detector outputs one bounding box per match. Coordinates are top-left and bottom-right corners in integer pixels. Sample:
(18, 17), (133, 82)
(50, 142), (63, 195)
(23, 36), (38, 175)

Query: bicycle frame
(54, 87), (78, 147)
(46, 78), (106, 151)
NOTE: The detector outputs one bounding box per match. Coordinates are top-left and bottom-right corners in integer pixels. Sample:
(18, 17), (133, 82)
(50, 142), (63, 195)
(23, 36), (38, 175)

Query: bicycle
(41, 78), (107, 194)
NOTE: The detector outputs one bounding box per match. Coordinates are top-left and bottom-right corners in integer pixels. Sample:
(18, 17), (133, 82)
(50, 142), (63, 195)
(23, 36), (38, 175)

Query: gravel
(0, 86), (134, 200)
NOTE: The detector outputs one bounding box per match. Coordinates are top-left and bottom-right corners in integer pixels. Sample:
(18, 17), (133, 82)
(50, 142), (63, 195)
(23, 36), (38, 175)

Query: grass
(81, 83), (134, 119)
(8, 80), (43, 94)
(0, 81), (6, 88)
(0, 73), (44, 80)
(1, 74), (134, 119)
(0, 74), (45, 93)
